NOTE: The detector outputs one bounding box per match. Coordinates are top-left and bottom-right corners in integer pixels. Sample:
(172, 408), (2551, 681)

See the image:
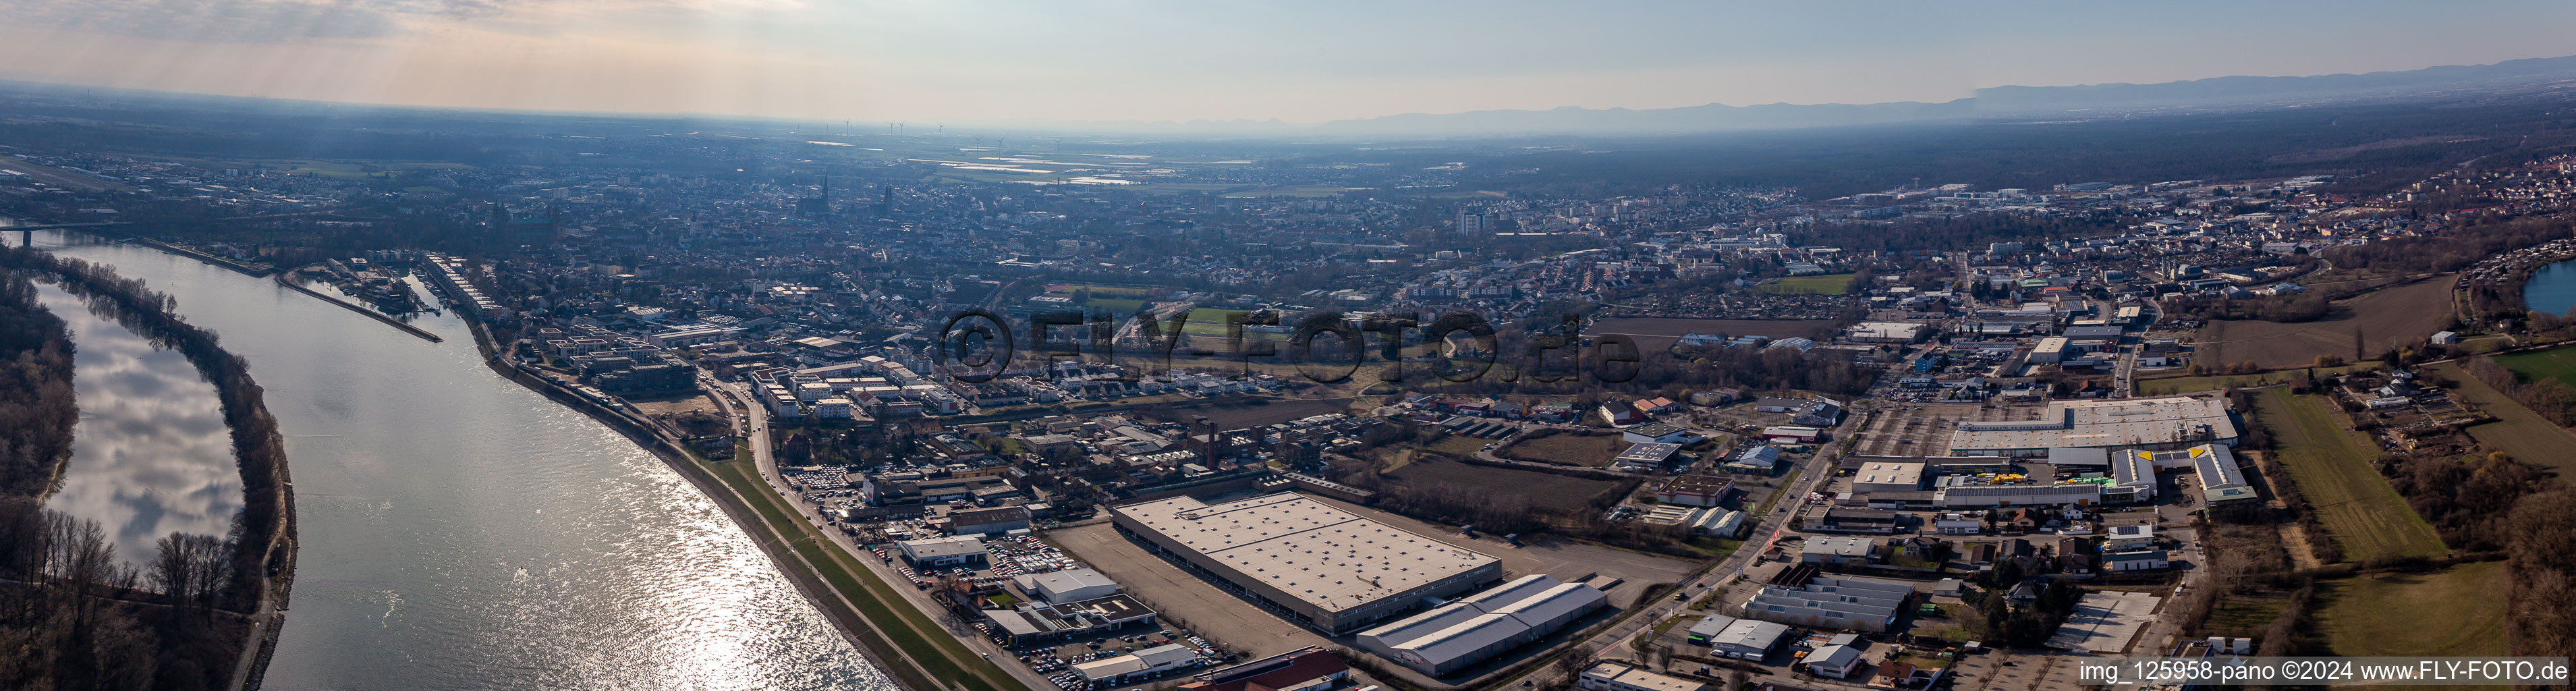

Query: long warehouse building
(1948, 395), (2239, 455)
(1111, 493), (1505, 634)
(1355, 574), (1609, 675)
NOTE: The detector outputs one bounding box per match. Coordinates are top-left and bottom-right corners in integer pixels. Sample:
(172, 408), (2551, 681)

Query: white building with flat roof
(1112, 493), (1504, 634)
(1851, 462), (1925, 493)
(1949, 395), (2239, 455)
(1579, 661), (1708, 691)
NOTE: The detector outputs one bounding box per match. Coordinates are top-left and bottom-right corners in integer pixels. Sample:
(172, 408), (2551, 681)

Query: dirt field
(629, 391), (723, 417)
(1499, 429), (1627, 466)
(2193, 277), (2457, 370)
(1382, 456), (1627, 516)
(1586, 317), (1839, 353)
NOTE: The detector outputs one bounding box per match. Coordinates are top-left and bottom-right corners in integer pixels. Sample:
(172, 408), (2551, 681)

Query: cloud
(0, 0), (519, 43)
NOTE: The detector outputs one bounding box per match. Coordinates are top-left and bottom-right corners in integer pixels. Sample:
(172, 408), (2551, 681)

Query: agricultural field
(2422, 361), (2576, 476)
(2316, 561), (2508, 657)
(2493, 344), (2576, 389)
(2193, 277), (2457, 370)
(1379, 456), (1625, 516)
(1500, 430), (1628, 466)
(1759, 273), (1856, 295)
(1586, 316), (1839, 353)
(2251, 389), (2446, 561)
(2204, 592), (2294, 638)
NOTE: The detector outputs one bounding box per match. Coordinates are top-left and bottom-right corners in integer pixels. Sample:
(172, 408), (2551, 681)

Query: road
(1499, 443), (1839, 688)
(700, 373), (1053, 691)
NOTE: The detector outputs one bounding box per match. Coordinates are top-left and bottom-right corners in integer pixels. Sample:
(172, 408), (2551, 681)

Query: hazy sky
(4, 0), (2574, 124)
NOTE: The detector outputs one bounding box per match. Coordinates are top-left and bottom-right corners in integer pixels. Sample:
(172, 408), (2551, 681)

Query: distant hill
(1307, 54), (2576, 136)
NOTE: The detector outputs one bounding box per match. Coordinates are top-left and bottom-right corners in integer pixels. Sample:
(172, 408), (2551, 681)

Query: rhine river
(28, 231), (891, 691)
(2525, 257), (2576, 318)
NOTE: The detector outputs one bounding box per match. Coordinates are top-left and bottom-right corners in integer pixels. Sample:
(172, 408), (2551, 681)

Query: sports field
(1760, 273), (1855, 294)
(2252, 388), (2446, 561)
(2423, 360), (2576, 478)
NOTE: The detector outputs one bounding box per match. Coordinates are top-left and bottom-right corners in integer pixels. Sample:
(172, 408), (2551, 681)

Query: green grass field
(1178, 307), (1256, 336)
(2253, 389), (2446, 561)
(1759, 273), (1855, 295)
(2424, 361), (2576, 476)
(2317, 561), (2509, 657)
(2494, 345), (2576, 389)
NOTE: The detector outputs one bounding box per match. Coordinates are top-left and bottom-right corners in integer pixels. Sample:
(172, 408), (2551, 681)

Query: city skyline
(5, 0), (2576, 126)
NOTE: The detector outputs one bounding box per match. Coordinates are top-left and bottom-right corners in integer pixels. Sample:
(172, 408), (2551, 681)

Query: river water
(2525, 258), (2576, 319)
(34, 282), (241, 568)
(28, 231), (890, 691)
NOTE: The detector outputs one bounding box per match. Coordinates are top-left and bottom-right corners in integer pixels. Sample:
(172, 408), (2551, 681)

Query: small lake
(2527, 258), (2576, 318)
(33, 282), (242, 567)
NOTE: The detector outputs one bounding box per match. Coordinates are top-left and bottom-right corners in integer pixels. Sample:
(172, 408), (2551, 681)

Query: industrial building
(2110, 443), (2251, 504)
(1014, 568), (1120, 603)
(1579, 661), (1708, 691)
(1931, 476), (2104, 507)
(1743, 570), (1915, 632)
(1355, 574), (1609, 675)
(984, 594), (1158, 646)
(1947, 395), (2239, 455)
(897, 535), (987, 567)
(1656, 474), (1735, 507)
(948, 505), (1032, 535)
(1179, 646), (1350, 691)
(1693, 616), (1791, 659)
(2186, 445), (2258, 504)
(1073, 644), (1202, 684)
(1111, 493), (1503, 634)
(1849, 462), (1924, 493)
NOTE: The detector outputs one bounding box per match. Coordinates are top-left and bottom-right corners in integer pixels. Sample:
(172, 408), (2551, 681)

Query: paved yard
(1305, 495), (1699, 609)
(1044, 522), (1332, 661)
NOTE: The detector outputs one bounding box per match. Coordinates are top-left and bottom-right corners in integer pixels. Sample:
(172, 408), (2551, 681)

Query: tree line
(0, 267), (78, 499)
(2461, 357), (2576, 426)
(0, 246), (296, 690)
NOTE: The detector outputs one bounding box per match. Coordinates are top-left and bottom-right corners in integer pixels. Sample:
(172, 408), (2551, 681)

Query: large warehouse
(1948, 395), (2239, 455)
(1111, 493), (1505, 634)
(1355, 575), (1609, 675)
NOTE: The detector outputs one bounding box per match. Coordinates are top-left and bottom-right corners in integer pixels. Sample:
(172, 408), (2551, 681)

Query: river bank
(428, 278), (976, 691)
(270, 267), (443, 342)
